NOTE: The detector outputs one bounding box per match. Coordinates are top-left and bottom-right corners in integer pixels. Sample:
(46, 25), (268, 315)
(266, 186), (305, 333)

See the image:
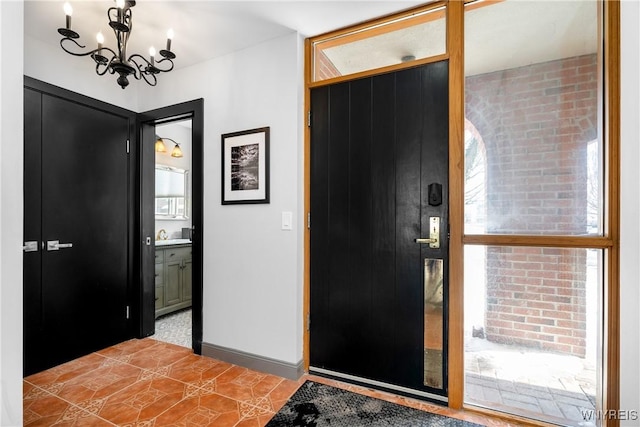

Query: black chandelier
(58, 0), (176, 89)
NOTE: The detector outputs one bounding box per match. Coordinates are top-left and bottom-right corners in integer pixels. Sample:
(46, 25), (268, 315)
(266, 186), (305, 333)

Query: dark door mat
(266, 381), (483, 426)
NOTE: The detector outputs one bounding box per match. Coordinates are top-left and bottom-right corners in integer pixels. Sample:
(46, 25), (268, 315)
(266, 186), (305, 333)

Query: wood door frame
(303, 1), (620, 425)
(136, 99), (204, 354)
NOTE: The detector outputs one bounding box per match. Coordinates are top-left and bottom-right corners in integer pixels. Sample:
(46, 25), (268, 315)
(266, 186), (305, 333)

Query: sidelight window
(463, 0), (604, 425)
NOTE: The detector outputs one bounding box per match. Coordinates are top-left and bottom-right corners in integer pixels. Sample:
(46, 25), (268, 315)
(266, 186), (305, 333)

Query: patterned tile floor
(24, 338), (524, 426)
(150, 310), (593, 425)
(153, 309), (192, 349)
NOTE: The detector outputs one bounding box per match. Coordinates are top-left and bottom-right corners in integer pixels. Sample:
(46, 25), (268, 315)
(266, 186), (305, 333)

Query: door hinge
(307, 111), (312, 127)
(126, 305), (130, 319)
(306, 313), (311, 331)
(307, 212), (311, 230)
(126, 139), (130, 154)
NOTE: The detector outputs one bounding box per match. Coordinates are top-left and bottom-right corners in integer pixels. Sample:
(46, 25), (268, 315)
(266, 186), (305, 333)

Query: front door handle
(47, 240), (73, 251)
(415, 238), (437, 244)
(415, 217), (440, 249)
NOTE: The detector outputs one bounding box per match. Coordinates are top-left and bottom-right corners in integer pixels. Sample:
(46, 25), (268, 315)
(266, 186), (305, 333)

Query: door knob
(47, 240), (73, 251)
(23, 241), (39, 252)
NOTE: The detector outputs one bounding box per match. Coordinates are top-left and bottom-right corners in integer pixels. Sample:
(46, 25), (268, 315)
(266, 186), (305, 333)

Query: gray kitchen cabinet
(154, 243), (192, 318)
(182, 257), (193, 301)
(154, 262), (164, 311)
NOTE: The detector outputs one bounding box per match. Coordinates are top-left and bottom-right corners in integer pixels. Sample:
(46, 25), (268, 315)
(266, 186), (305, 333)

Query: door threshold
(309, 366), (448, 404)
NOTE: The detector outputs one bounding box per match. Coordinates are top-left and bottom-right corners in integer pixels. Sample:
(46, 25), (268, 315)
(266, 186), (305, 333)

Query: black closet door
(24, 90), (131, 375)
(310, 61), (449, 397)
(24, 88), (44, 374)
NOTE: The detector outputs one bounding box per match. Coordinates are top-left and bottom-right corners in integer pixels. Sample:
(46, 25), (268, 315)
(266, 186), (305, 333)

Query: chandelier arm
(122, 8), (132, 59)
(96, 55), (118, 76)
(108, 7), (124, 59)
(127, 54), (175, 75)
(60, 38), (118, 61)
(59, 37), (87, 53)
(128, 55), (150, 81)
(128, 55), (157, 86)
(140, 72), (158, 87)
(107, 7), (117, 27)
(154, 57), (175, 73)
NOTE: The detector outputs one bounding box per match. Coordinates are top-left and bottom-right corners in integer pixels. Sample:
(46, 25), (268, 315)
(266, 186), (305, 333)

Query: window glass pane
(313, 6), (445, 82)
(464, 0), (602, 235)
(464, 245), (601, 426)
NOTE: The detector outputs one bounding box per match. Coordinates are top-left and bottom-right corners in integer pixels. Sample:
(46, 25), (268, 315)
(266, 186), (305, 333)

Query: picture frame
(221, 127), (270, 205)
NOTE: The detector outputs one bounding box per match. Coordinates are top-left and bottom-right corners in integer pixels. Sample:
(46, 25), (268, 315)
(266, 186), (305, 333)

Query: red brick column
(314, 49), (341, 81)
(465, 54), (597, 357)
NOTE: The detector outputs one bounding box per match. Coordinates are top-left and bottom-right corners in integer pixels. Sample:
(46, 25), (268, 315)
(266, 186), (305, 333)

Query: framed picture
(221, 127), (270, 205)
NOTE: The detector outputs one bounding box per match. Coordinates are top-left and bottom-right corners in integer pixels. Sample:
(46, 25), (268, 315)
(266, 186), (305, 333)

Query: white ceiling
(24, 1), (597, 79)
(24, 0), (424, 70)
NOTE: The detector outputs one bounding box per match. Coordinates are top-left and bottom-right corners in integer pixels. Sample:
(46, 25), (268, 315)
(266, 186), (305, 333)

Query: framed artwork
(221, 127), (270, 205)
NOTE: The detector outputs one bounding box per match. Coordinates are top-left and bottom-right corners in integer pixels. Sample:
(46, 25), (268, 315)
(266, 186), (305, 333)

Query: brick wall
(465, 54), (598, 357)
(484, 247), (588, 356)
(314, 49), (342, 81)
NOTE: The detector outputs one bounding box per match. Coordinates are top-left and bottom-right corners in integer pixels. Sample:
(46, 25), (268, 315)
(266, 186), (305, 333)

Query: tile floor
(153, 309), (192, 349)
(24, 338), (524, 426)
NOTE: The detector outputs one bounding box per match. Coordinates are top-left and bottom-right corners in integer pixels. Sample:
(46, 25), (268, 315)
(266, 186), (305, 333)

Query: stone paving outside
(465, 336), (597, 426)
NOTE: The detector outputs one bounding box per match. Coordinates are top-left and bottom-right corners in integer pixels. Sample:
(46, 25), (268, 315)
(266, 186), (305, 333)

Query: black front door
(309, 61), (449, 399)
(24, 86), (132, 375)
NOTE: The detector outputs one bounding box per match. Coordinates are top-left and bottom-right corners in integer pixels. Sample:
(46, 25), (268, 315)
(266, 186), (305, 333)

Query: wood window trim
(447, 0), (465, 410)
(303, 1), (621, 425)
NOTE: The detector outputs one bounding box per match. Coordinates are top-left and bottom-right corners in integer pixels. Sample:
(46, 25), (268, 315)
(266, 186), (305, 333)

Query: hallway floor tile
(24, 338), (523, 426)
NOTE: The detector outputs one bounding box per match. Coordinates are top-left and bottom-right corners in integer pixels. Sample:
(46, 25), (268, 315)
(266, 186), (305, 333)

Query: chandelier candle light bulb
(96, 32), (104, 51)
(116, 0), (125, 23)
(166, 28), (174, 51)
(63, 2), (72, 30)
(149, 47), (156, 66)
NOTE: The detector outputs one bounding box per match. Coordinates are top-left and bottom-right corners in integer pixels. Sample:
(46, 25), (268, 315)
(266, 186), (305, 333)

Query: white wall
(0, 1), (23, 425)
(619, 1), (640, 423)
(138, 32), (305, 365)
(24, 35), (139, 112)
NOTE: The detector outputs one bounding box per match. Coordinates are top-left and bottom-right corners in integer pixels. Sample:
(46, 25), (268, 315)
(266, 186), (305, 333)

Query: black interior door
(309, 61), (449, 399)
(24, 87), (132, 375)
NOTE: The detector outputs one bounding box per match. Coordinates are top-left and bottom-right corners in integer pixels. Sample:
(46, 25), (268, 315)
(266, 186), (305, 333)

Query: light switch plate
(282, 211), (293, 230)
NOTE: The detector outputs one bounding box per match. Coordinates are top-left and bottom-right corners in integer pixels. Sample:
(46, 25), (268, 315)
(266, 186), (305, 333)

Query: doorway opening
(137, 98), (204, 354)
(152, 118), (193, 348)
